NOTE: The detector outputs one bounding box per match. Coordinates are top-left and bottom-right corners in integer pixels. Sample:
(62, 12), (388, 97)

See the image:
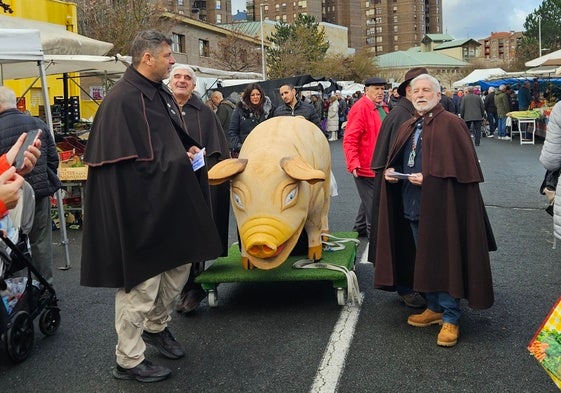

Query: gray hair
(488, 86), (495, 93)
(499, 84), (506, 91)
(410, 73), (441, 93)
(0, 86), (17, 111)
(130, 30), (172, 67)
(169, 63), (197, 85)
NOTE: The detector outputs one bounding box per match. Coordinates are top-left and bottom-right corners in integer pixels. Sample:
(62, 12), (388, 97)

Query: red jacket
(343, 95), (387, 177)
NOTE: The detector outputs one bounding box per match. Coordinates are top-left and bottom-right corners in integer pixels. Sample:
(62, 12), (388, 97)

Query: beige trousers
(114, 263), (191, 368)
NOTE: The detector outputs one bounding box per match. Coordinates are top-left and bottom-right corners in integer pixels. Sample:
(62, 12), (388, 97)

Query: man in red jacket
(343, 77), (388, 237)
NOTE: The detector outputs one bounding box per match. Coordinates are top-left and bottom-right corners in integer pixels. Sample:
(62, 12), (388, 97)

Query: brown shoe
(399, 292), (426, 308)
(407, 309), (443, 327)
(437, 323), (460, 347)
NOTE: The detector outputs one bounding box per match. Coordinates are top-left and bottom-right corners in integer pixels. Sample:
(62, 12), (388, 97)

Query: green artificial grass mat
(195, 232), (358, 289)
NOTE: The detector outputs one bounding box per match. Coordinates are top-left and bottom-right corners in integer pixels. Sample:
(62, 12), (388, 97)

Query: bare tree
(313, 48), (379, 82)
(75, 0), (173, 55)
(209, 28), (262, 73)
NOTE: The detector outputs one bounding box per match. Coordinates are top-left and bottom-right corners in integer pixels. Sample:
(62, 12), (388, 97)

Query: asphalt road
(1, 134), (560, 392)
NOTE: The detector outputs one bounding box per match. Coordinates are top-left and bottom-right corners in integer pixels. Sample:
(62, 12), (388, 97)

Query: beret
(364, 77), (386, 86)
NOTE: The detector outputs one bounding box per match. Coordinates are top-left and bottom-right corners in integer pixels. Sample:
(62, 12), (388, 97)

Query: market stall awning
(452, 68), (507, 88)
(525, 49), (561, 68)
(0, 54), (129, 81)
(0, 15), (113, 56)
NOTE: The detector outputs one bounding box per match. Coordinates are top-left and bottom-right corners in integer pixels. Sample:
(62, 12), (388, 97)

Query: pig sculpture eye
(283, 186), (298, 209)
(233, 192), (244, 209)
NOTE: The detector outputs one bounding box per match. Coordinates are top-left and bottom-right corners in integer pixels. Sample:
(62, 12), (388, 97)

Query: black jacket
(272, 98), (322, 129)
(0, 108), (61, 199)
(228, 96), (274, 151)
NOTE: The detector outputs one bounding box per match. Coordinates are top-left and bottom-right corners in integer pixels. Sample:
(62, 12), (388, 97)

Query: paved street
(1, 133), (560, 392)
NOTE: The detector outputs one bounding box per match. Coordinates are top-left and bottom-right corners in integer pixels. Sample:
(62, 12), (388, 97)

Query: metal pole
(538, 15), (542, 57)
(260, 3), (266, 81)
(37, 61), (71, 270)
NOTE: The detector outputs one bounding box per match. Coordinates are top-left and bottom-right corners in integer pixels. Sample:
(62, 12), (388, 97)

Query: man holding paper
(80, 31), (222, 382)
(374, 74), (496, 348)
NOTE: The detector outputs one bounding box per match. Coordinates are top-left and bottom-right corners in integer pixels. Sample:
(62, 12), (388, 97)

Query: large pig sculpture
(208, 116), (331, 270)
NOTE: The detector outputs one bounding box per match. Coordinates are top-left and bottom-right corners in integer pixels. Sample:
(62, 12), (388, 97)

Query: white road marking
(310, 248), (366, 393)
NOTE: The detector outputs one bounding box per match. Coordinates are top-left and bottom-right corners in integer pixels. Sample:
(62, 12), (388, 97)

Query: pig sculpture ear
(280, 156), (326, 184)
(208, 158), (248, 185)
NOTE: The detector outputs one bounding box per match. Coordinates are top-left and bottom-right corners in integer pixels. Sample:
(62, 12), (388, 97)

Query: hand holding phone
(13, 129), (41, 169)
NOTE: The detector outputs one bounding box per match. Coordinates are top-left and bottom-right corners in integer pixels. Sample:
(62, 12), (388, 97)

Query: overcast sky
(231, 0), (544, 40)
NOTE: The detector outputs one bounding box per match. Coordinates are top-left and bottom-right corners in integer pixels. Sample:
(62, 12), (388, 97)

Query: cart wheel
(208, 290), (218, 307)
(39, 307), (61, 336)
(6, 311), (34, 363)
(336, 288), (347, 306)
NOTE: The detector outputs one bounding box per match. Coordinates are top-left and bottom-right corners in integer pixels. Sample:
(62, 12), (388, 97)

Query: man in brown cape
(375, 74), (496, 347)
(167, 64), (231, 314)
(80, 31), (223, 382)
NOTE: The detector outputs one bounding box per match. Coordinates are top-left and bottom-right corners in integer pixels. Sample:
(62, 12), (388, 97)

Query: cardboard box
(58, 166), (88, 181)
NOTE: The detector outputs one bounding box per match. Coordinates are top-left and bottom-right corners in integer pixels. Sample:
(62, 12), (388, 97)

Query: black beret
(364, 77), (387, 86)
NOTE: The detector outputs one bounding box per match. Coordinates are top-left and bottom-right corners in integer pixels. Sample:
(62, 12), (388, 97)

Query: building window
(394, 45), (399, 51)
(178, 0), (183, 5)
(393, 15), (398, 23)
(377, 45), (383, 52)
(172, 33), (185, 53)
(216, 0), (221, 9)
(394, 35), (399, 42)
(216, 13), (222, 23)
(394, 25), (398, 32)
(376, 36), (383, 43)
(199, 39), (209, 57)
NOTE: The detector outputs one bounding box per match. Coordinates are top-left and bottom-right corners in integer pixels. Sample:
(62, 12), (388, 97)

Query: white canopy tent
(0, 28), (71, 269)
(525, 49), (561, 68)
(452, 68), (507, 88)
(0, 15), (113, 56)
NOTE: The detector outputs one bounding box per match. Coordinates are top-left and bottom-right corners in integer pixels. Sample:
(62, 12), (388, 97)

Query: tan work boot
(437, 323), (460, 347)
(407, 308), (443, 327)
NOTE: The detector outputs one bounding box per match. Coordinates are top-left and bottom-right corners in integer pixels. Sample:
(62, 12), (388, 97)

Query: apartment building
(479, 31), (523, 65)
(162, 0), (234, 24)
(244, 0), (443, 55)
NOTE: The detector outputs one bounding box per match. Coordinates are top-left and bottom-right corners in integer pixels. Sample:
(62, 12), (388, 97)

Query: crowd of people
(3, 29), (547, 384)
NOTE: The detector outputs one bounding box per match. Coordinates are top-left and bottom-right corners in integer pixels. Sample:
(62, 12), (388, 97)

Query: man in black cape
(80, 31), (223, 383)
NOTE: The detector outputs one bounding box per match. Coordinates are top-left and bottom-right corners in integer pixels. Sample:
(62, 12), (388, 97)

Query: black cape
(80, 67), (223, 291)
(368, 97), (416, 262)
(180, 93), (230, 256)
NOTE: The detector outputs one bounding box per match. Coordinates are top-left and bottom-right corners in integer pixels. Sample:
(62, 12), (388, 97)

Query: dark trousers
(487, 112), (498, 135)
(465, 120), (482, 146)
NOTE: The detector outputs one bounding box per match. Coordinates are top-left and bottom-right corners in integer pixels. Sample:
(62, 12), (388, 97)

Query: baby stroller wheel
(5, 311), (34, 363)
(39, 307), (61, 336)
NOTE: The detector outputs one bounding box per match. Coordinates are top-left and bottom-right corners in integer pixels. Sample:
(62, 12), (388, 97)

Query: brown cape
(80, 67), (223, 291)
(374, 104), (496, 309)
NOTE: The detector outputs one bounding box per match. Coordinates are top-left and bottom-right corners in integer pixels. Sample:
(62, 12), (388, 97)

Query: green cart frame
(195, 232), (359, 306)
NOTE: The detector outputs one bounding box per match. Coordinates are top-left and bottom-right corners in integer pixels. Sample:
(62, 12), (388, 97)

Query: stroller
(0, 182), (60, 363)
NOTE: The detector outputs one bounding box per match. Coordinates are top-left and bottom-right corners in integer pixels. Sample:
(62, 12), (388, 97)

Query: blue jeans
(409, 220), (461, 324)
(498, 117), (507, 137)
(426, 292), (461, 325)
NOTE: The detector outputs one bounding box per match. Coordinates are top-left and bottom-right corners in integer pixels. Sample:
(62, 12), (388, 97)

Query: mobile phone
(13, 129), (41, 169)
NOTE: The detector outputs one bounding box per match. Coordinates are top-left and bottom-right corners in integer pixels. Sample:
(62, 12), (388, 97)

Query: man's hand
(384, 167), (399, 183)
(6, 132), (42, 175)
(0, 167), (24, 210)
(186, 145), (204, 162)
(408, 173), (423, 186)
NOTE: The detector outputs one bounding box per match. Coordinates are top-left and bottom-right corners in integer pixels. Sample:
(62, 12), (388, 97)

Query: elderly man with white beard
(373, 74), (496, 347)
